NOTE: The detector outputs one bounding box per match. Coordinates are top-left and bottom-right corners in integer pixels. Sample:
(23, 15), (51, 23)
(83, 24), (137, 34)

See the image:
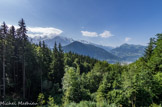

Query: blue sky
(0, 0), (162, 47)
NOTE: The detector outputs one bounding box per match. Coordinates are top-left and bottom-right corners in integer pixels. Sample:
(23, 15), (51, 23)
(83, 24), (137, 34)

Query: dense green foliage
(0, 20), (162, 107)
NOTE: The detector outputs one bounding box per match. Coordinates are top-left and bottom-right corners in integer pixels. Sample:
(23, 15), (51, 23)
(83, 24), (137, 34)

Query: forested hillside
(0, 20), (162, 107)
(63, 41), (119, 62)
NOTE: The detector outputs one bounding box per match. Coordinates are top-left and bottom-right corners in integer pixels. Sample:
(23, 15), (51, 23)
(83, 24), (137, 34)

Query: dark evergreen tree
(17, 19), (28, 99)
(144, 38), (155, 62)
(58, 43), (65, 86)
(5, 26), (16, 96)
(0, 28), (2, 98)
(1, 22), (8, 99)
(8, 26), (16, 88)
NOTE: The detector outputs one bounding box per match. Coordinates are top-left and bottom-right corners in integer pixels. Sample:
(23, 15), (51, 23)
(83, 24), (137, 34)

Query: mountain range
(63, 41), (119, 62)
(111, 43), (146, 62)
(31, 36), (146, 63)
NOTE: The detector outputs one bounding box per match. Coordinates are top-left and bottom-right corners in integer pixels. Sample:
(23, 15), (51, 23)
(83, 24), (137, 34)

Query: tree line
(0, 19), (162, 107)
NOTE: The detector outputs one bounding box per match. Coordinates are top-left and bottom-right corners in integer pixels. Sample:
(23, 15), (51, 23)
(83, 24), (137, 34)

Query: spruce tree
(144, 38), (155, 62)
(9, 26), (16, 82)
(0, 28), (2, 98)
(17, 19), (28, 99)
(1, 22), (8, 99)
(58, 43), (65, 86)
(49, 42), (59, 82)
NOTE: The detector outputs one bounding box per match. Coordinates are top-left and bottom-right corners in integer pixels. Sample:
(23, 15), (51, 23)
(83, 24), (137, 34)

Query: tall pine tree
(144, 38), (155, 62)
(1, 22), (8, 99)
(17, 19), (28, 99)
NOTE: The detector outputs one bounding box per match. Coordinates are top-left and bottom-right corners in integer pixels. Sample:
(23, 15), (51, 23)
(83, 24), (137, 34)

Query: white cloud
(99, 30), (113, 38)
(27, 27), (63, 39)
(81, 30), (113, 38)
(81, 31), (98, 37)
(125, 37), (131, 42)
(7, 24), (63, 39)
(8, 24), (19, 29)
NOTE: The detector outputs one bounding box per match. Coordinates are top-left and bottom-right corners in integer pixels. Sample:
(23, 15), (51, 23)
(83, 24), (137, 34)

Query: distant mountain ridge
(92, 44), (114, 52)
(31, 36), (113, 50)
(31, 36), (146, 63)
(111, 43), (146, 62)
(44, 36), (74, 48)
(63, 41), (119, 62)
